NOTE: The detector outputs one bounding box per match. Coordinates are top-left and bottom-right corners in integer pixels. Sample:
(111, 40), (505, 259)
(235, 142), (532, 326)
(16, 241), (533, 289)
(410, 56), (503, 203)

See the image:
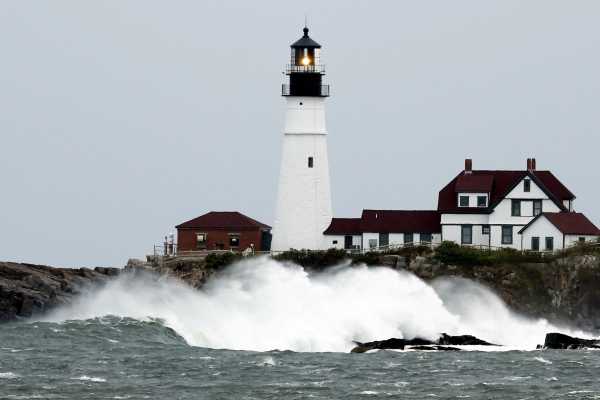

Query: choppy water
(1, 317), (599, 399)
(2, 259), (599, 398)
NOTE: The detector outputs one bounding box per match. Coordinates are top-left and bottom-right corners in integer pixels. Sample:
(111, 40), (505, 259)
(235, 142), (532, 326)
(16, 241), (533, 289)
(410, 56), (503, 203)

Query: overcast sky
(1, 1), (599, 267)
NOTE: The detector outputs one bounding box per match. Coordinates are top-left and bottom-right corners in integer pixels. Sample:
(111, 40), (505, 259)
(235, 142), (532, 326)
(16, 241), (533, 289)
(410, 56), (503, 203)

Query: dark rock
(350, 333), (494, 353)
(0, 262), (121, 322)
(438, 333), (494, 346)
(381, 255), (399, 268)
(543, 332), (600, 350)
(409, 345), (461, 351)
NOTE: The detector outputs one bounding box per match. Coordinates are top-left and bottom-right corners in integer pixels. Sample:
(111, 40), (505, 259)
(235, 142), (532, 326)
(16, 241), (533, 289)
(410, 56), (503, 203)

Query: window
(511, 200), (521, 216)
(531, 237), (540, 251)
(196, 233), (207, 249)
(459, 196), (469, 207)
(533, 200), (542, 216)
(308, 157), (314, 168)
(420, 233), (432, 244)
(344, 235), (353, 249)
(379, 233), (389, 248)
(579, 237), (586, 243)
(545, 237), (554, 251)
(502, 225), (513, 245)
(332, 240), (338, 245)
(229, 233), (240, 247)
(477, 196), (487, 207)
(404, 233), (414, 244)
(524, 179), (531, 192)
(461, 225), (473, 245)
(482, 225), (490, 235)
(368, 239), (378, 249)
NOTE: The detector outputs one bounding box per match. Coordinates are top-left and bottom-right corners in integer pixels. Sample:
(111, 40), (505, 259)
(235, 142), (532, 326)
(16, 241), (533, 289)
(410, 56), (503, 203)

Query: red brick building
(176, 211), (272, 252)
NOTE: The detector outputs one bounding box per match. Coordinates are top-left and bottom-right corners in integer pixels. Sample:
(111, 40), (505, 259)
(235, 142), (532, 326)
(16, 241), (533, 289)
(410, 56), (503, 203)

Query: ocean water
(1, 318), (599, 399)
(1, 258), (598, 399)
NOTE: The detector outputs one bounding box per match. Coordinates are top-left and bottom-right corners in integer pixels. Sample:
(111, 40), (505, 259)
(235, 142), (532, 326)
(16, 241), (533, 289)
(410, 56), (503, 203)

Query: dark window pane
(482, 225), (490, 235)
(379, 233), (389, 247)
(404, 233), (414, 244)
(344, 235), (353, 249)
(461, 225), (472, 245)
(511, 200), (521, 216)
(477, 196), (487, 207)
(545, 237), (554, 251)
(196, 233), (207, 249)
(531, 237), (540, 251)
(229, 234), (240, 247)
(502, 226), (513, 244)
(459, 196), (469, 207)
(308, 157), (314, 168)
(420, 233), (432, 244)
(533, 200), (542, 216)
(524, 179), (531, 192)
(579, 237), (586, 243)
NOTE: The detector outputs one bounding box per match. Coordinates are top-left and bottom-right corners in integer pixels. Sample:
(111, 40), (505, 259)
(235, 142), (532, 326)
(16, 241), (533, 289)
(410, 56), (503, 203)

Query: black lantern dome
(282, 27), (330, 97)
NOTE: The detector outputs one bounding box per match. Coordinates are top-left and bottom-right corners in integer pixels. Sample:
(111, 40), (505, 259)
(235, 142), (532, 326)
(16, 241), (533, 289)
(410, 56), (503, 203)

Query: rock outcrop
(0, 262), (120, 321)
(542, 332), (600, 349)
(351, 333), (494, 353)
(405, 254), (600, 332)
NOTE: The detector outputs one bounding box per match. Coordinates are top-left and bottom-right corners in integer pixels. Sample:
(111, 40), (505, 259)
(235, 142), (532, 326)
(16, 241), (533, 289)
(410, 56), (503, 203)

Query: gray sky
(1, 1), (599, 267)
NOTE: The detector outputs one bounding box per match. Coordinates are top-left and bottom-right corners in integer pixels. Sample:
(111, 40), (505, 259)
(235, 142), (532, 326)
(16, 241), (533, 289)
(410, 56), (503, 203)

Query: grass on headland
(203, 239), (600, 271)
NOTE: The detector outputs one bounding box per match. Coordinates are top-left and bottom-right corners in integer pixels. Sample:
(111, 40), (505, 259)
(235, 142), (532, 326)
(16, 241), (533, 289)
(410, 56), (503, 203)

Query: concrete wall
(272, 96), (332, 251)
(363, 232), (442, 249)
(323, 234), (361, 250)
(520, 217), (563, 251)
(565, 235), (599, 248)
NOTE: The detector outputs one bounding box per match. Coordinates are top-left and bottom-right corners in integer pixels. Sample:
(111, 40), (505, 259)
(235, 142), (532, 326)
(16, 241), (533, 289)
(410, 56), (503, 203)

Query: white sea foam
(73, 375), (107, 382)
(0, 372), (19, 379)
(259, 356), (276, 366)
(43, 257), (590, 352)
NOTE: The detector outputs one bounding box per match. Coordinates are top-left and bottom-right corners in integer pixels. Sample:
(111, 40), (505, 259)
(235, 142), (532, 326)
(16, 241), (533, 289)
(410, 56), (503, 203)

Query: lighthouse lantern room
(272, 26), (333, 251)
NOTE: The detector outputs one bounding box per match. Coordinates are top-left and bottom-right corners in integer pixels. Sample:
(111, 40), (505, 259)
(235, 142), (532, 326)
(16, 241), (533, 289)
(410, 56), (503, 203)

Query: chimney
(527, 158), (532, 170)
(531, 158), (536, 170)
(464, 158), (472, 174)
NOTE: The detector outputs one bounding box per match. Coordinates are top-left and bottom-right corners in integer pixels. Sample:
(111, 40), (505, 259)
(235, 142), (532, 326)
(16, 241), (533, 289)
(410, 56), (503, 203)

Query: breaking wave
(42, 257), (582, 352)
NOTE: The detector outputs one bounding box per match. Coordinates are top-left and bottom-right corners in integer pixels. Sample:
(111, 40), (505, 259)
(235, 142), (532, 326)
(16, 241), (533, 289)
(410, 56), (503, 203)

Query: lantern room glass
(290, 48), (321, 69)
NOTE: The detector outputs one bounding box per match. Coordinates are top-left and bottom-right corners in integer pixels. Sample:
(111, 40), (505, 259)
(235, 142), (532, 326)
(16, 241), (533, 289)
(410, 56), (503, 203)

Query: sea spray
(43, 257), (580, 352)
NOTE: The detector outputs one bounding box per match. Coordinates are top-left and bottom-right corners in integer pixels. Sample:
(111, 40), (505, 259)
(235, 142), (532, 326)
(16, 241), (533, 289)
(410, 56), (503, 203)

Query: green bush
(204, 252), (242, 271)
(274, 248), (348, 270)
(433, 241), (547, 266)
(350, 252), (381, 266)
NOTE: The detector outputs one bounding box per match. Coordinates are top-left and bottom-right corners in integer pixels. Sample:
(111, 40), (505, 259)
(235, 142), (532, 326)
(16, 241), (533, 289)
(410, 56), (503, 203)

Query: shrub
(350, 252), (381, 266)
(433, 241), (547, 266)
(204, 252), (242, 271)
(274, 248), (348, 270)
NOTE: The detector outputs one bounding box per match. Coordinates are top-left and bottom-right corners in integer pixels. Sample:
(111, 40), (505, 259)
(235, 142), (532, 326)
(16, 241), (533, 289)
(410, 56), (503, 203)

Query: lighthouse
(272, 26), (333, 251)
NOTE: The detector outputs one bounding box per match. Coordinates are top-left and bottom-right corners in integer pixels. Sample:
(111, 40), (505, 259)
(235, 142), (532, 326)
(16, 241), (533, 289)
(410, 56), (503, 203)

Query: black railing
(282, 84), (330, 97)
(286, 64), (325, 74)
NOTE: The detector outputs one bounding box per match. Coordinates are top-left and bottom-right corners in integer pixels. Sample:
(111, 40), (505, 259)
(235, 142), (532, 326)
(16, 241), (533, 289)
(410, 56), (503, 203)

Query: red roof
(323, 218), (362, 235)
(455, 174), (494, 193)
(521, 212), (600, 235)
(360, 210), (441, 234)
(438, 170), (575, 213)
(176, 211), (271, 230)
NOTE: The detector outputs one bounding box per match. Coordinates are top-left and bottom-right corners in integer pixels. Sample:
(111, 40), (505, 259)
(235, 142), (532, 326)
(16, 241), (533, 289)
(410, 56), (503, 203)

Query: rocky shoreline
(2, 248), (600, 334)
(0, 262), (119, 321)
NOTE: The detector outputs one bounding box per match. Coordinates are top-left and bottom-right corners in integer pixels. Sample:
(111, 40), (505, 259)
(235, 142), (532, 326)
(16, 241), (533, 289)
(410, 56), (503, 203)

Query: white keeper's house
(324, 158), (600, 252)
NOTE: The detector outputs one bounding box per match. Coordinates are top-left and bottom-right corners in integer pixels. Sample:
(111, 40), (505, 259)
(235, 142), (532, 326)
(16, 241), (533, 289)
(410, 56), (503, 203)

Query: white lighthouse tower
(272, 26), (333, 251)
